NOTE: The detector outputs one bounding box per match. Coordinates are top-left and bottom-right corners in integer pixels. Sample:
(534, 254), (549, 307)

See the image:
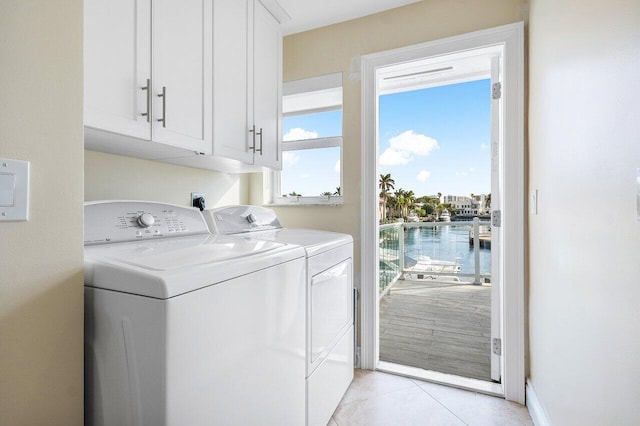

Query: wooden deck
(379, 279), (492, 381)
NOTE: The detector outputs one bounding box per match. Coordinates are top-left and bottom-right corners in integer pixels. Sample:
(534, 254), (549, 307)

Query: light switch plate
(637, 168), (640, 221)
(0, 173), (16, 206)
(0, 158), (30, 221)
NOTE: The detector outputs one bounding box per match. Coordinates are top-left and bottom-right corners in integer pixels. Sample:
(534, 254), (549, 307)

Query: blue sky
(282, 79), (491, 197)
(281, 110), (342, 196)
(379, 79), (491, 197)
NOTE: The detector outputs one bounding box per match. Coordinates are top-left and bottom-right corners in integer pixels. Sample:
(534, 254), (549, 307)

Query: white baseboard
(526, 379), (552, 426)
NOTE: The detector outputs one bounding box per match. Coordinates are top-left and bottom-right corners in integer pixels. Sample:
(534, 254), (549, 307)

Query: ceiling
(276, 0), (422, 35)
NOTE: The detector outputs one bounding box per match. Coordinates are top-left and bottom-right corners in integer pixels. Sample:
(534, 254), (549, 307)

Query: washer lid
(84, 234), (305, 299)
(245, 228), (353, 257)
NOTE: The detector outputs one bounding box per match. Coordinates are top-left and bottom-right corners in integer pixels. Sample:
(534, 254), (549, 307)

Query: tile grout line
(337, 384), (418, 409)
(333, 376), (428, 424)
(332, 379), (421, 426)
(413, 380), (469, 426)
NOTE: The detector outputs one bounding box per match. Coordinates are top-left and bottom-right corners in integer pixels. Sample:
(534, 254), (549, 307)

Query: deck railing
(379, 223), (403, 295)
(379, 218), (491, 296)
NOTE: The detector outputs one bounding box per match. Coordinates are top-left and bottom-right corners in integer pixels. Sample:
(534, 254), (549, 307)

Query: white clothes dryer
(84, 201), (306, 426)
(205, 205), (354, 426)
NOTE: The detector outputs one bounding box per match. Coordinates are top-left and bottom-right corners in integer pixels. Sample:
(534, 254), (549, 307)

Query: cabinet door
(211, 0), (254, 163)
(84, 0), (151, 140)
(252, 0), (282, 169)
(152, 0), (212, 154)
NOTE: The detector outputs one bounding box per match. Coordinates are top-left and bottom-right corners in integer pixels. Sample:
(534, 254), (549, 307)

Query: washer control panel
(84, 201), (210, 245)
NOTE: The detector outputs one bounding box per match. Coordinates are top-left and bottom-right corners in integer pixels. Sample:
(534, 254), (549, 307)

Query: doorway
(360, 23), (524, 403)
(377, 74), (496, 383)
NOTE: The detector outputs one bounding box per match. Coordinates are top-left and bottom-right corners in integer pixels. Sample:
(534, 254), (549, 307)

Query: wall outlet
(191, 193), (205, 211)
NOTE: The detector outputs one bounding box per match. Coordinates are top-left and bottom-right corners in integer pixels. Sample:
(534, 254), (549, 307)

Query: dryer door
(308, 246), (353, 374)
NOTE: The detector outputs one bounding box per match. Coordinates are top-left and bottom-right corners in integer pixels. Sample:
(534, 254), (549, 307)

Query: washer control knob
(246, 213), (257, 224)
(137, 213), (155, 228)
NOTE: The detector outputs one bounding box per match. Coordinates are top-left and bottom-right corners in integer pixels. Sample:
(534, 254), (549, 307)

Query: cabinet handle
(249, 125), (256, 152)
(157, 86), (166, 128)
(141, 78), (150, 122)
(256, 127), (263, 155)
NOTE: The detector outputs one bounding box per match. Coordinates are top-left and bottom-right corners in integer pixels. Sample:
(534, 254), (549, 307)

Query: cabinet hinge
(492, 82), (502, 100)
(492, 210), (502, 227)
(492, 338), (502, 356)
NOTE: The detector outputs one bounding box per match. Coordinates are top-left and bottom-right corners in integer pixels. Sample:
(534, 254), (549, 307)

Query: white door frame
(360, 22), (525, 404)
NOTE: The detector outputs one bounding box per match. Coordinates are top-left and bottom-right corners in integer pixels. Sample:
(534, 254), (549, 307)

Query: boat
(403, 254), (461, 281)
(439, 209), (451, 222)
(406, 212), (420, 222)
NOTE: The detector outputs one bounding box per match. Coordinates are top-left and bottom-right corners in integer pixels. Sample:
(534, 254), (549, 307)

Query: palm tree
(404, 189), (416, 217)
(388, 193), (401, 219)
(379, 174), (395, 221)
(393, 188), (406, 219)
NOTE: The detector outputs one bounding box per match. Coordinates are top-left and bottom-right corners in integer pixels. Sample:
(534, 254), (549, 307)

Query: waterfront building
(443, 194), (490, 217)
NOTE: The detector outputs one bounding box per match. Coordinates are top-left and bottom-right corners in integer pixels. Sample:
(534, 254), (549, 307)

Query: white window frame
(270, 73), (343, 206)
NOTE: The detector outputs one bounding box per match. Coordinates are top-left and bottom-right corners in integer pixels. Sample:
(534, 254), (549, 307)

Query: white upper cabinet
(212, 0), (282, 170)
(152, 0), (212, 154)
(84, 0), (211, 156)
(212, 0), (253, 164)
(84, 0), (151, 140)
(252, 0), (282, 169)
(84, 0), (283, 171)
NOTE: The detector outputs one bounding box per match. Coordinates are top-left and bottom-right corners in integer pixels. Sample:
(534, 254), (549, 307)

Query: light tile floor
(329, 370), (533, 426)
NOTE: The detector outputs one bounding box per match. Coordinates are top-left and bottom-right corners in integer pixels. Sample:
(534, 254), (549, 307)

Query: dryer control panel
(205, 205), (282, 235)
(84, 201), (210, 245)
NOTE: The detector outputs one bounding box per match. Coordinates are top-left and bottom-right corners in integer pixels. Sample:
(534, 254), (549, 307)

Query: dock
(469, 229), (491, 248)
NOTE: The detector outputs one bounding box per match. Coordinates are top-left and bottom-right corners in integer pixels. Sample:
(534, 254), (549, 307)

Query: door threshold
(377, 360), (503, 397)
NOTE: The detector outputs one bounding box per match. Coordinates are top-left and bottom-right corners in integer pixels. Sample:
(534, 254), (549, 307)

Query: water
(403, 224), (491, 276)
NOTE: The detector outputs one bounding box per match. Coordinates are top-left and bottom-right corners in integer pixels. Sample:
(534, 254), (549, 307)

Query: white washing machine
(84, 201), (306, 426)
(205, 205), (354, 426)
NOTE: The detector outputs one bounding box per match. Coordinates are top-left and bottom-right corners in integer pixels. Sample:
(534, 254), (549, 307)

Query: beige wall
(85, 150), (249, 207)
(0, 1), (84, 424)
(529, 0), (640, 423)
(256, 0), (528, 284)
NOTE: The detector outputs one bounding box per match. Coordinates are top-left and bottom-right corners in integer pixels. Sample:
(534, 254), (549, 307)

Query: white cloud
(299, 173), (311, 179)
(334, 159), (341, 173)
(469, 167), (476, 173)
(282, 151), (300, 168)
(379, 148), (413, 166)
(283, 127), (318, 141)
(480, 143), (488, 150)
(456, 171), (468, 177)
(416, 170), (431, 182)
(389, 130), (439, 155)
(379, 130), (439, 166)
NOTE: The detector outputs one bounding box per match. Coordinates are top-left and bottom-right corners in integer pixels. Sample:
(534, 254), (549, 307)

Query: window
(271, 73), (343, 205)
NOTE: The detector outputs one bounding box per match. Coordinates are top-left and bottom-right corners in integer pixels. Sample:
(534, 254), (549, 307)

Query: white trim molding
(526, 380), (553, 426)
(360, 22), (525, 403)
